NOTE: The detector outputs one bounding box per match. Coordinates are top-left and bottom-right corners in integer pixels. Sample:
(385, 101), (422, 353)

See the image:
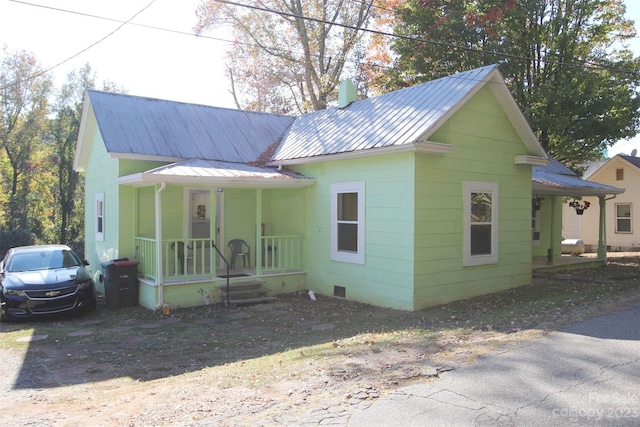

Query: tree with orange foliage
(194, 0), (375, 114)
(377, 0), (639, 163)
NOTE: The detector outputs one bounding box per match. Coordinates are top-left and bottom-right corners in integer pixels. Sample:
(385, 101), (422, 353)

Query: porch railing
(165, 238), (215, 278)
(261, 235), (304, 272)
(135, 237), (157, 280)
(134, 235), (304, 281)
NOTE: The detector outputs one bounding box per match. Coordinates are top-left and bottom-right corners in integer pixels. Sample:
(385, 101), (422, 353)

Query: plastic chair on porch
(228, 239), (250, 269)
(170, 241), (192, 274)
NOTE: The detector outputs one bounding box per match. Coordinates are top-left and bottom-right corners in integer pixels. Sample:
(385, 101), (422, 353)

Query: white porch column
(155, 183), (166, 309)
(256, 188), (262, 275)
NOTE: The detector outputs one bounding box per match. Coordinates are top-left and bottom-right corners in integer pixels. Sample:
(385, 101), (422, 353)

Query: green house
(73, 65), (621, 311)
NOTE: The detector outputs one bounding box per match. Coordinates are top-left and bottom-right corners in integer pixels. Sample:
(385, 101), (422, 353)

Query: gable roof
(533, 157), (623, 196)
(581, 153), (640, 183)
(618, 154), (640, 169)
(75, 65), (550, 186)
(273, 65), (547, 164)
(74, 90), (295, 171)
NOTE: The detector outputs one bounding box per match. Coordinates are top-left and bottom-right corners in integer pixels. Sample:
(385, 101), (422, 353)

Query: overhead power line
(2, 0), (637, 93)
(2, 0), (159, 91)
(210, 0), (636, 74)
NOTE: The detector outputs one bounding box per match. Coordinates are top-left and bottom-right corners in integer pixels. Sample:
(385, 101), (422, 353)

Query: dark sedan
(0, 245), (96, 321)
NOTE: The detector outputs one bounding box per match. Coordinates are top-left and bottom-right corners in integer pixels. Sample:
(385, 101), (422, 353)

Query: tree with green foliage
(377, 0), (640, 163)
(48, 65), (97, 250)
(194, 0), (374, 113)
(0, 48), (52, 232)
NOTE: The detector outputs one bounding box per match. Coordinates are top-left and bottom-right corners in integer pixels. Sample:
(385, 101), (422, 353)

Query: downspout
(155, 182), (166, 310)
(598, 195), (618, 261)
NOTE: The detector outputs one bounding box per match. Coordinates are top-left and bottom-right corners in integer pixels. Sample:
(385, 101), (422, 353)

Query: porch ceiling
(116, 158), (315, 188)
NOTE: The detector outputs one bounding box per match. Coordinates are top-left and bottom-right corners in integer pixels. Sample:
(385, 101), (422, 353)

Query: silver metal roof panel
(273, 65), (498, 161)
(117, 159), (314, 188)
(88, 91), (295, 163)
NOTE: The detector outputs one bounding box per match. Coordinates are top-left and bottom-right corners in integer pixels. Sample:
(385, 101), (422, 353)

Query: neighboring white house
(562, 153), (640, 252)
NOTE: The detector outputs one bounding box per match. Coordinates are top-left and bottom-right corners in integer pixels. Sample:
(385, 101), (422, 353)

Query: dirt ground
(1, 253), (639, 426)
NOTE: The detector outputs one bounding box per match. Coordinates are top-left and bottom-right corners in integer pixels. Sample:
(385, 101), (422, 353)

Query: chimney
(338, 79), (357, 108)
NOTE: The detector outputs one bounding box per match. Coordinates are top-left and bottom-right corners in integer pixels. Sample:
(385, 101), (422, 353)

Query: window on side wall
(96, 193), (104, 242)
(615, 203), (632, 233)
(331, 181), (365, 264)
(464, 182), (499, 266)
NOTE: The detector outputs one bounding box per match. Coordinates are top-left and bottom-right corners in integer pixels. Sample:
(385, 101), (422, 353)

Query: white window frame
(95, 193), (104, 242)
(463, 182), (499, 266)
(331, 181), (365, 264)
(615, 203), (632, 234)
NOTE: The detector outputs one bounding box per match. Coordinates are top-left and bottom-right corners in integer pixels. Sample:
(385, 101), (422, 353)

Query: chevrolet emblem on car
(45, 290), (61, 297)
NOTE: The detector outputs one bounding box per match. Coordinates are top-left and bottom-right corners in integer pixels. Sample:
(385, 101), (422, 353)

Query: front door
(189, 189), (211, 273)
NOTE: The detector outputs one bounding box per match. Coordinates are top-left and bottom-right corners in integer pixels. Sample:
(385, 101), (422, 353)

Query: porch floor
(139, 266), (303, 286)
(533, 254), (605, 272)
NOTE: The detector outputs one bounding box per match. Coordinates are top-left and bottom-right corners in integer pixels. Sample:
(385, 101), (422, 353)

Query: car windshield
(6, 249), (81, 272)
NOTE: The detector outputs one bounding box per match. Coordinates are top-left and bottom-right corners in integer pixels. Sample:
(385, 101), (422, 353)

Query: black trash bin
(101, 258), (139, 309)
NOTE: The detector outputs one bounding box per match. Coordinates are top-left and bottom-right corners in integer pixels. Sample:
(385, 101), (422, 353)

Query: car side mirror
(83, 259), (90, 266)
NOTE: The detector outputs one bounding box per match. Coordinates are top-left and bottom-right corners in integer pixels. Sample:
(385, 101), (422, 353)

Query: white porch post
(256, 188), (262, 275)
(155, 183), (166, 309)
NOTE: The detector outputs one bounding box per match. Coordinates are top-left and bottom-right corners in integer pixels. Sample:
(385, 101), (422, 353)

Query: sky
(0, 0), (639, 156)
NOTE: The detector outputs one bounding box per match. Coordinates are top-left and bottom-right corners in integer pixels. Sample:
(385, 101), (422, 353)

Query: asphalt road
(349, 300), (640, 426)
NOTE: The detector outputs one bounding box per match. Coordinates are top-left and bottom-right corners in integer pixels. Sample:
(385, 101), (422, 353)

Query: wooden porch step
(216, 280), (275, 306)
(228, 296), (278, 305)
(216, 280), (266, 290)
(220, 288), (270, 297)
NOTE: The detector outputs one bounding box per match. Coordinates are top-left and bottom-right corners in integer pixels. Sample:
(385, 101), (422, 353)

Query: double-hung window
(615, 203), (632, 233)
(464, 182), (499, 266)
(95, 193), (104, 242)
(331, 182), (365, 264)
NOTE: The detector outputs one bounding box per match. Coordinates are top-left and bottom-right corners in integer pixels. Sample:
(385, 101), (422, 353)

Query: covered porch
(117, 159), (315, 309)
(531, 157), (624, 271)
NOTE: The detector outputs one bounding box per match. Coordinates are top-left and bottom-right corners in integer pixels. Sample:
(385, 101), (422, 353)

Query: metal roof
(117, 159), (314, 188)
(273, 65), (544, 162)
(533, 157), (623, 196)
(87, 90), (295, 163)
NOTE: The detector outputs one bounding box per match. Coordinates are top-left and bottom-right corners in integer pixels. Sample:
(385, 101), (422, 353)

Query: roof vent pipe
(338, 79), (357, 108)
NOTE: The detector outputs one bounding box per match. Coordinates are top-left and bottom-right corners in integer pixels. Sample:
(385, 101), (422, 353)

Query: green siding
(137, 187), (155, 238)
(413, 85), (532, 309)
(295, 85), (534, 311)
(161, 185), (186, 240)
(269, 189), (306, 236)
(83, 125), (122, 292)
(297, 152), (416, 310)
(223, 188), (257, 261)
